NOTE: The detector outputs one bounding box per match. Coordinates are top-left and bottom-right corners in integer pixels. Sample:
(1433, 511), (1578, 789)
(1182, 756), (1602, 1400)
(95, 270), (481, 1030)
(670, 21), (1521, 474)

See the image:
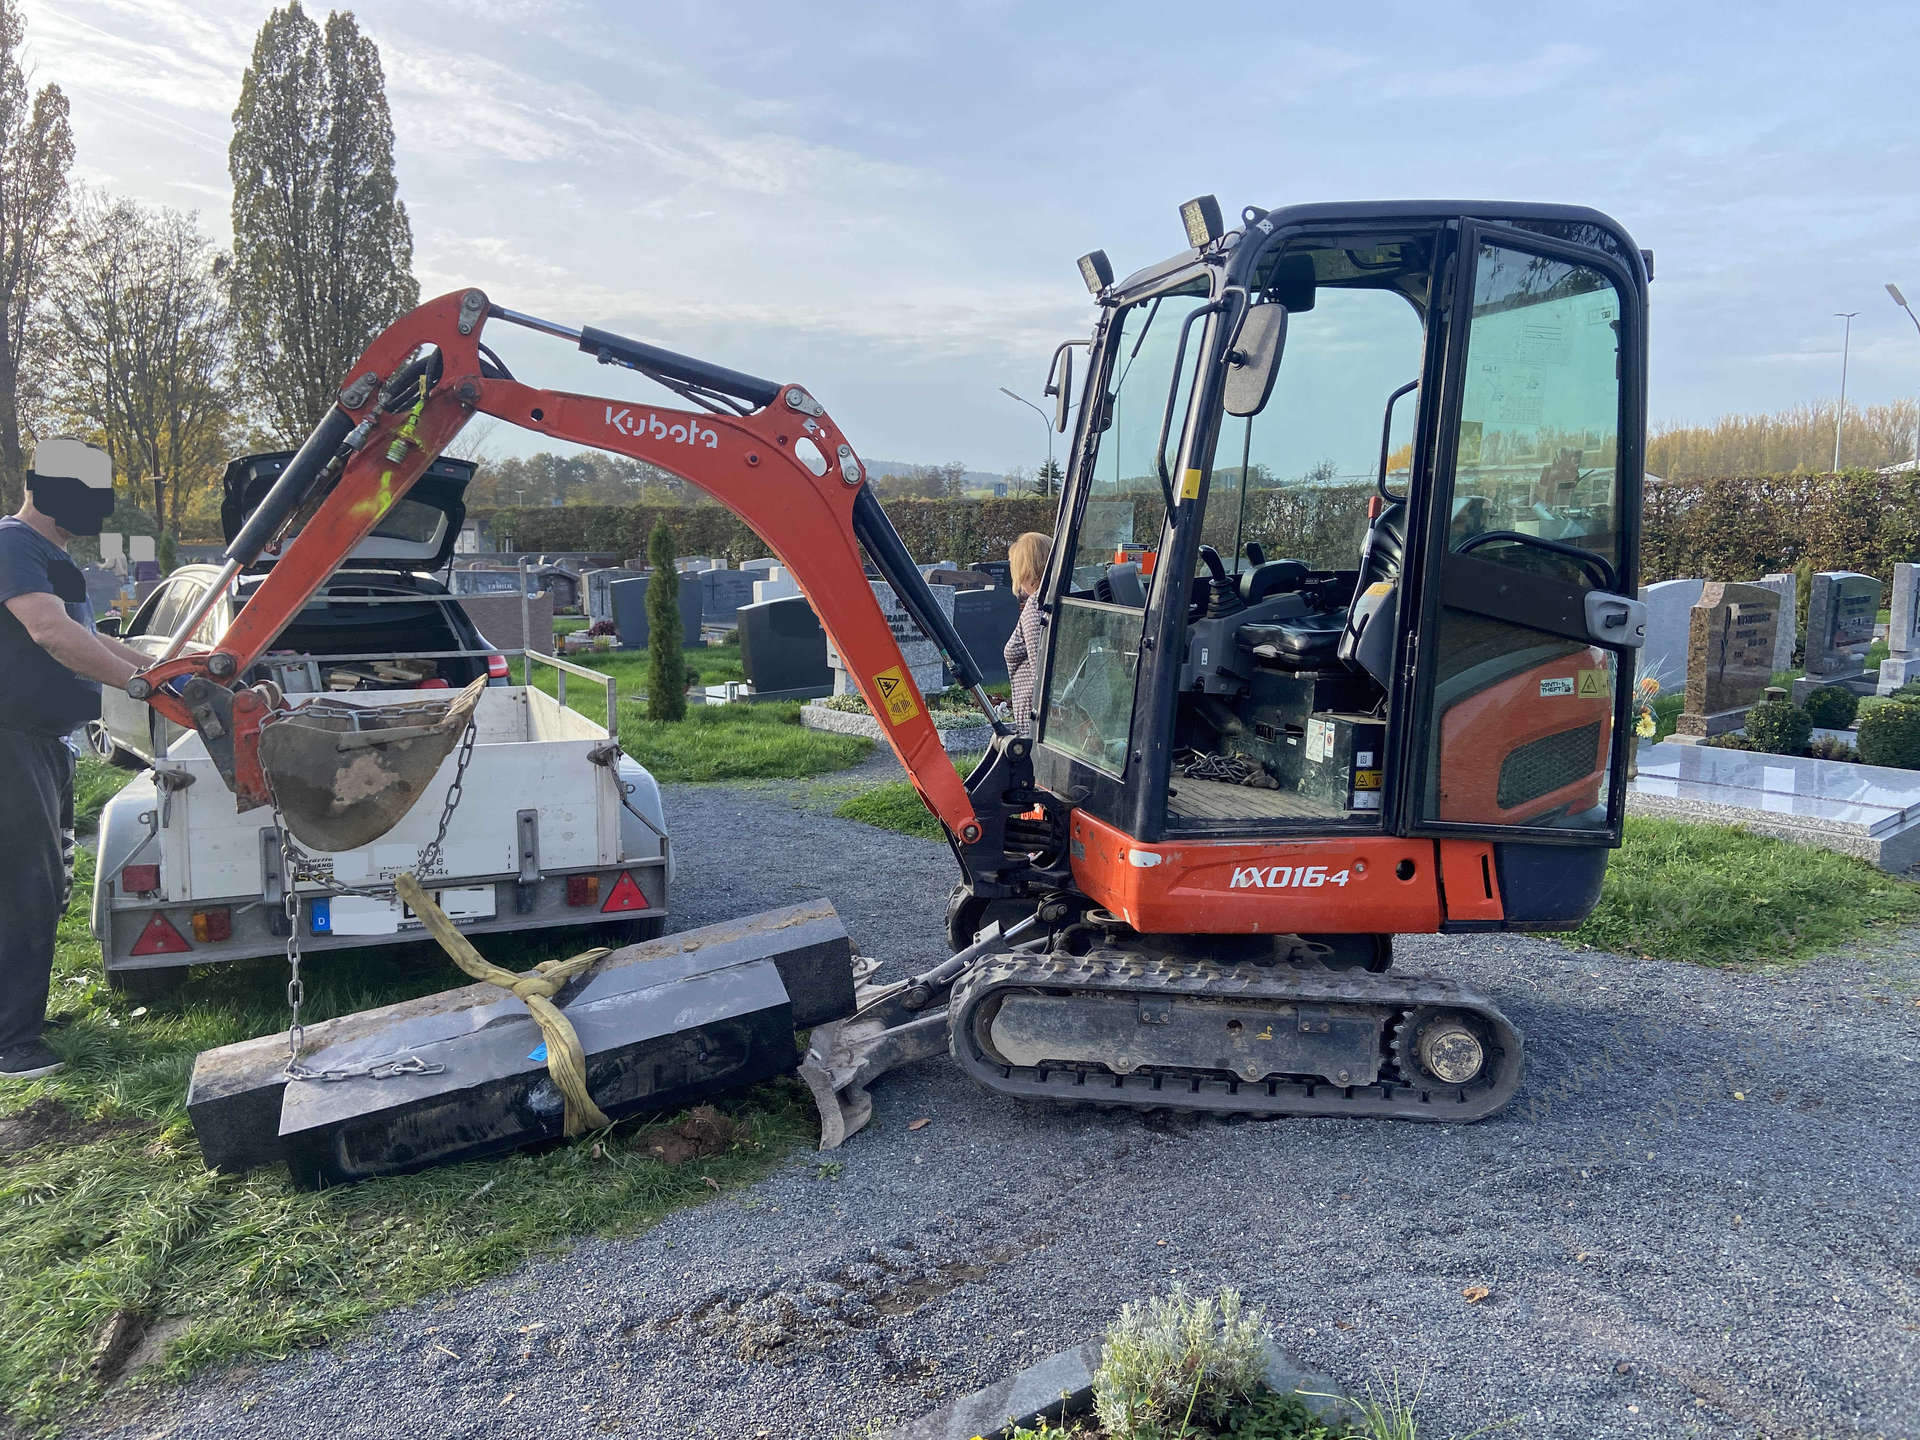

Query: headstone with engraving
(827, 581), (956, 698)
(1675, 582), (1780, 738)
(1878, 563), (1920, 694)
(450, 568), (523, 597)
(738, 596), (831, 699)
(697, 568), (759, 628)
(584, 568), (643, 624)
(1635, 577), (1704, 695)
(1755, 572), (1798, 674)
(1796, 571), (1882, 699)
(610, 573), (703, 650)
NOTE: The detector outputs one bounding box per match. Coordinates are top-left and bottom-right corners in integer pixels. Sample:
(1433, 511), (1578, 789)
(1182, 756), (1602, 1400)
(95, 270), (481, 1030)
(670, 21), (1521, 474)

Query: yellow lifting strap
(393, 873), (612, 1135)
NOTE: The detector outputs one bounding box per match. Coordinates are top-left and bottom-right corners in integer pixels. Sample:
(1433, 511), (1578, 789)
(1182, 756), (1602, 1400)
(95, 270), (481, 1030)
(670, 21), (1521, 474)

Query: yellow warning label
(1179, 467), (1204, 501)
(1352, 769), (1383, 790)
(1577, 668), (1607, 698)
(871, 666), (922, 725)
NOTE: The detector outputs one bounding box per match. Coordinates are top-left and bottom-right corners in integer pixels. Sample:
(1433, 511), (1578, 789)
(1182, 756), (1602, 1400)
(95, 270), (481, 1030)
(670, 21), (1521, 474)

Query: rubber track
(947, 951), (1524, 1123)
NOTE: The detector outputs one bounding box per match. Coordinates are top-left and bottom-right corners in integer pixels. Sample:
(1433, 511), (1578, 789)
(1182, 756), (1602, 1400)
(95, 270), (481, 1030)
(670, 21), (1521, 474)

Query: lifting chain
(265, 708), (479, 1081)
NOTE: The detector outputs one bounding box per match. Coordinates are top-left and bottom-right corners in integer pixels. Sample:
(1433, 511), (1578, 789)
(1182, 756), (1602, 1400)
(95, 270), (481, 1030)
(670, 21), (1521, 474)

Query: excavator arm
(133, 288), (1042, 881)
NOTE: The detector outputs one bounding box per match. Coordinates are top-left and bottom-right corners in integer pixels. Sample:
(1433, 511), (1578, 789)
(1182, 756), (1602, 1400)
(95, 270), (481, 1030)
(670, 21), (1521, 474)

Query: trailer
(92, 654), (669, 999)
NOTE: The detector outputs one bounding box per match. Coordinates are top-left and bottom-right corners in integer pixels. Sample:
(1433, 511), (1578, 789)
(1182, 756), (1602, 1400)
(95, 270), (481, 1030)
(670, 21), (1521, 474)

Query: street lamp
(1833, 312), (1860, 472)
(997, 387), (1054, 496)
(1891, 283), (1920, 471)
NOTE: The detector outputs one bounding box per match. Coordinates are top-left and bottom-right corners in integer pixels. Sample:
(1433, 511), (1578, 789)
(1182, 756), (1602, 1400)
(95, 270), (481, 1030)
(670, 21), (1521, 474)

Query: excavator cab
(1033, 202), (1648, 935)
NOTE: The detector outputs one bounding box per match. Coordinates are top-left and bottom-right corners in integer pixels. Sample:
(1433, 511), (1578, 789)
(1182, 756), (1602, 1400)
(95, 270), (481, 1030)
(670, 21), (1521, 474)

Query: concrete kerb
(800, 700), (995, 755)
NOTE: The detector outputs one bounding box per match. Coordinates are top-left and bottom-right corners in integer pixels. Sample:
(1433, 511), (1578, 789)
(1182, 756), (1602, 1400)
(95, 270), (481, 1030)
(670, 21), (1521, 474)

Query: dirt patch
(87, 1310), (191, 1386)
(644, 1106), (738, 1166)
(0, 1098), (144, 1158)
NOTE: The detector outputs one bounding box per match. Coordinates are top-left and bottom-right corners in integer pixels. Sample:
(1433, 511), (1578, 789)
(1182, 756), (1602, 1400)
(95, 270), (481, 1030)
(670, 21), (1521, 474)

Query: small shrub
(1806, 734), (1860, 763)
(1742, 700), (1812, 755)
(1801, 685), (1858, 730)
(1706, 733), (1758, 750)
(1857, 700), (1920, 768)
(585, 619), (617, 638)
(1093, 1286), (1269, 1440)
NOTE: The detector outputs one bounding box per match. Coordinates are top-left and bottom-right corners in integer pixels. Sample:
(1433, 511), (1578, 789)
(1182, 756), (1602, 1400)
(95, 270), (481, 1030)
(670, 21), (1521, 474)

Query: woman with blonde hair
(1003, 531), (1052, 738)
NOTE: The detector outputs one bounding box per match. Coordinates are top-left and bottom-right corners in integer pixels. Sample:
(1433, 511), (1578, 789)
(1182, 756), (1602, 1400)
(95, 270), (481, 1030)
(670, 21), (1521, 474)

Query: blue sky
(19, 0), (1920, 473)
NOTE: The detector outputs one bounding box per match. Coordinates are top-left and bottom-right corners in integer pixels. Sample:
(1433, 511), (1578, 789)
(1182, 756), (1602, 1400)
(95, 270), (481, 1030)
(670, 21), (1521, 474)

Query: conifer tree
(646, 520), (687, 721)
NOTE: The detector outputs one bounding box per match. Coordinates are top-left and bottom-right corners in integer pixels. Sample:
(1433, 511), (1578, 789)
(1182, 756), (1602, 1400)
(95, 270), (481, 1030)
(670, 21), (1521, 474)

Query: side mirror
(1222, 304), (1286, 418)
(1045, 347), (1075, 433)
(95, 613), (122, 638)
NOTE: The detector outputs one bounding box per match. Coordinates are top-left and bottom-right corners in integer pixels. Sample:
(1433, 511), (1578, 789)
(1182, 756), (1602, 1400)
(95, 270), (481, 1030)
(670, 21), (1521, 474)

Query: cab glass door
(1412, 227), (1639, 838)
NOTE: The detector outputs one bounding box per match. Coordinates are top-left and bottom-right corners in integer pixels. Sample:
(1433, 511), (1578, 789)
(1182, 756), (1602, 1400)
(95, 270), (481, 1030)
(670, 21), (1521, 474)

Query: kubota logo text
(605, 407), (719, 448)
(1229, 864), (1351, 889)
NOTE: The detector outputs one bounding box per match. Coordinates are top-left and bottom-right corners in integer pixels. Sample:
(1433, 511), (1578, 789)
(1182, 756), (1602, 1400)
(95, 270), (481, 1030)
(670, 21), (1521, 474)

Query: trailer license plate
(325, 887), (498, 936)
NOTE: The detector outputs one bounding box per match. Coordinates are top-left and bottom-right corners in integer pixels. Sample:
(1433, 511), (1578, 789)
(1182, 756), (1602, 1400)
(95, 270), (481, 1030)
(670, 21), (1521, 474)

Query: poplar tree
(0, 0), (73, 508)
(228, 4), (417, 443)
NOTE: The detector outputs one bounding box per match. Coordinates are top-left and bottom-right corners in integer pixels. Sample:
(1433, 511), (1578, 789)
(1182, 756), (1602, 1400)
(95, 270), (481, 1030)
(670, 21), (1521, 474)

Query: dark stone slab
(696, 568), (759, 627)
(739, 595), (830, 694)
(611, 572), (703, 648)
(279, 959), (793, 1187)
(882, 1340), (1350, 1440)
(1677, 581), (1779, 737)
(1806, 570), (1882, 678)
(923, 565), (994, 591)
(186, 902), (853, 1174)
(951, 587), (1021, 684)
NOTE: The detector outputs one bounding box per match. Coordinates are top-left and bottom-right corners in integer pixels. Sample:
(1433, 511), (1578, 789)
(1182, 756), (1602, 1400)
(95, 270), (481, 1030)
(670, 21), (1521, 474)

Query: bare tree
(0, 0), (73, 509)
(53, 195), (234, 534)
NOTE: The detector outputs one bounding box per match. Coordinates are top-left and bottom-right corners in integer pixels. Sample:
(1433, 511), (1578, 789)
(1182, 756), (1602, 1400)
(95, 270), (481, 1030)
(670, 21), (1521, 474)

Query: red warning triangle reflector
(131, 911), (193, 955)
(600, 871), (649, 912)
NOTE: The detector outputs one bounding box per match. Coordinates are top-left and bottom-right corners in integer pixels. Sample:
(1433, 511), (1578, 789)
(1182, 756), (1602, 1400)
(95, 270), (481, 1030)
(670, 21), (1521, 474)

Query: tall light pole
(1891, 283), (1920, 470)
(997, 387), (1054, 496)
(1834, 312), (1859, 473)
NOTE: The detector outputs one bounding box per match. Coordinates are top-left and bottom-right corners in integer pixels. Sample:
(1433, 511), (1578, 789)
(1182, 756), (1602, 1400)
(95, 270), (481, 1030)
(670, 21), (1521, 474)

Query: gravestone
(457, 592), (553, 657)
(1796, 570), (1882, 699)
(1636, 577), (1705, 694)
(533, 566), (580, 610)
(1756, 572), (1798, 674)
(696, 567), (759, 628)
(675, 556), (720, 573)
(610, 573), (703, 649)
(584, 568), (642, 624)
(924, 565), (995, 591)
(1676, 582), (1780, 738)
(753, 567), (802, 604)
(1878, 563), (1920, 694)
(450, 568), (523, 597)
(951, 587), (1022, 684)
(828, 581), (956, 698)
(740, 556), (779, 573)
(738, 596), (831, 699)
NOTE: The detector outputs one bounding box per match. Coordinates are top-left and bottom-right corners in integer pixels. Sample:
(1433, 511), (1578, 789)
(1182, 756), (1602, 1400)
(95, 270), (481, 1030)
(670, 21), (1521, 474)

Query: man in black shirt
(1, 439), (155, 1078)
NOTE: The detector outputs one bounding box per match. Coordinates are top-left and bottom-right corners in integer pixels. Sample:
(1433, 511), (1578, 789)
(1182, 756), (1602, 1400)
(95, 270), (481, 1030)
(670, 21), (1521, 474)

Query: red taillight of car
(565, 874), (600, 907)
(122, 864), (160, 894)
(190, 908), (232, 943)
(486, 653), (511, 679)
(600, 871), (649, 912)
(130, 912), (192, 956)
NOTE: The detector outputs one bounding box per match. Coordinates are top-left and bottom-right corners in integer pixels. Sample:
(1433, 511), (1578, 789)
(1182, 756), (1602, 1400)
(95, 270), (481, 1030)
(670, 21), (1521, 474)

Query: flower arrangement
(1634, 674), (1660, 740)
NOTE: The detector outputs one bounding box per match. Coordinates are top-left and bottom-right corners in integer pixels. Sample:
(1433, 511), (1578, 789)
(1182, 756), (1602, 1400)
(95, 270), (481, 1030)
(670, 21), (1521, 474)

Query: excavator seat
(1242, 611), (1347, 669)
(1241, 503), (1407, 675)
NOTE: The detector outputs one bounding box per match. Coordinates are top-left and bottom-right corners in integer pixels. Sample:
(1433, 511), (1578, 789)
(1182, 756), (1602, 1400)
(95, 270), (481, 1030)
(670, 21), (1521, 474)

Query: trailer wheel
(106, 965), (189, 1004)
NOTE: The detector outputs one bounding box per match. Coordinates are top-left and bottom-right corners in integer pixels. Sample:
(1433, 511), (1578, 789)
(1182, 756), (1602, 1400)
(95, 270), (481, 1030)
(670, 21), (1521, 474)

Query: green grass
(552, 615), (589, 636)
(1571, 816), (1920, 965)
(73, 757), (135, 836)
(526, 642), (746, 720)
(0, 850), (813, 1430)
(618, 699), (868, 781)
(833, 754), (978, 840)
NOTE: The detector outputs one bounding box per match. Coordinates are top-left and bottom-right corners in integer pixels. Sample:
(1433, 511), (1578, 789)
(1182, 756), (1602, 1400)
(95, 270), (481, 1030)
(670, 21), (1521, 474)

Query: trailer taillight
(487, 653), (511, 679)
(130, 912), (191, 956)
(121, 864), (160, 894)
(566, 874), (600, 907)
(191, 908), (232, 943)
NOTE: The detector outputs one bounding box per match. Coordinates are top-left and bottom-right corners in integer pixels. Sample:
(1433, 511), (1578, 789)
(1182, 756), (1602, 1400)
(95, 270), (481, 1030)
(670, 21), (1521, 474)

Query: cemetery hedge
(479, 469), (1920, 583)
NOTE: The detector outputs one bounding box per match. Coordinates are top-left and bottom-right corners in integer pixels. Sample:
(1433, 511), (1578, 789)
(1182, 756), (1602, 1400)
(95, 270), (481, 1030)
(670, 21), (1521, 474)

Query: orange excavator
(132, 197), (1650, 1142)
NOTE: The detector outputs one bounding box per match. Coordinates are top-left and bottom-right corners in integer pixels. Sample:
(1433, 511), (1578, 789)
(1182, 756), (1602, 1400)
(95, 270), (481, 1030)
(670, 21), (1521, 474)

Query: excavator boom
(134, 289), (1026, 865)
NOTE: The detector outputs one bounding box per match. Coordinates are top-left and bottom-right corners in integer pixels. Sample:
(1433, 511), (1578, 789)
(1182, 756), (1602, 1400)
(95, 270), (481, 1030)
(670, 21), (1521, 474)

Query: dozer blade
(257, 674), (488, 851)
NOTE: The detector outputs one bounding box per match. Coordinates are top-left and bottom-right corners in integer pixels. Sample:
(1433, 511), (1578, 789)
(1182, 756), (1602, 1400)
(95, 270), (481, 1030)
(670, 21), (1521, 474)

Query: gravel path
(74, 773), (1920, 1440)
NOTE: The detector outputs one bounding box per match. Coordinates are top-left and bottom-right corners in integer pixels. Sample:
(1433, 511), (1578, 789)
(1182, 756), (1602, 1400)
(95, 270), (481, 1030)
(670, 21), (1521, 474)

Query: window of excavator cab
(1066, 282), (1211, 598)
(1205, 243), (1429, 579)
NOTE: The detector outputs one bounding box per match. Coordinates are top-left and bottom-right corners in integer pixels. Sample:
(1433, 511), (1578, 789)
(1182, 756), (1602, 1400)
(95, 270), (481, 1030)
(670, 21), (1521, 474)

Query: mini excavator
(135, 198), (1649, 1145)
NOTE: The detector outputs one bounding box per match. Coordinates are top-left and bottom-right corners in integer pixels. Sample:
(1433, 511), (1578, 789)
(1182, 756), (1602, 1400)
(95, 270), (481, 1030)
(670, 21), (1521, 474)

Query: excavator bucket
(257, 675), (488, 852)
